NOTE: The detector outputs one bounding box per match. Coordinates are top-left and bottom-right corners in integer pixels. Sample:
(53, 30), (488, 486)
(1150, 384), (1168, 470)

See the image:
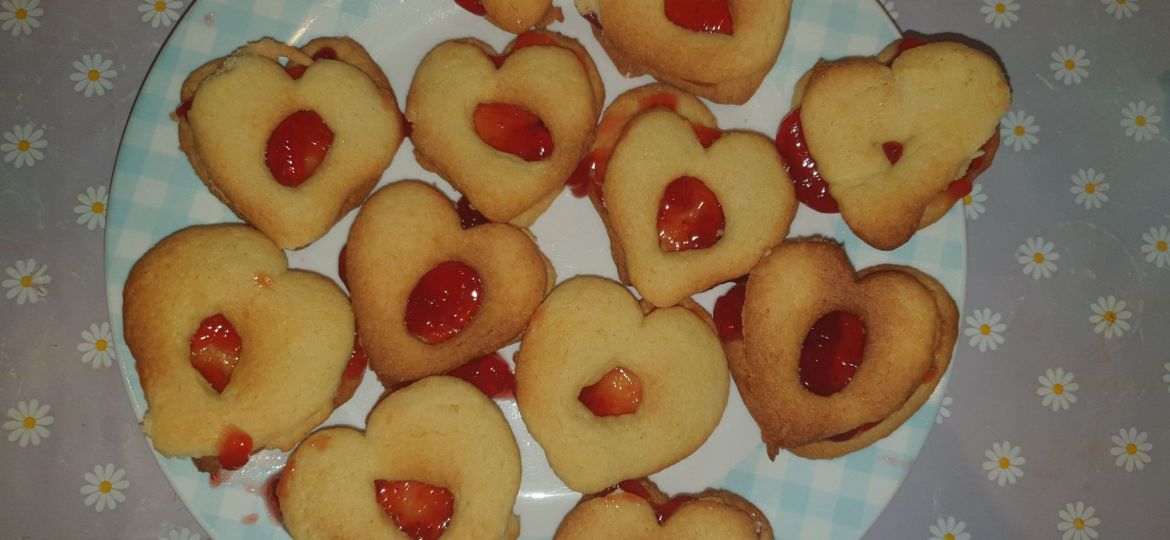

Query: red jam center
(882, 141), (904, 164)
(713, 281), (747, 342)
(472, 102), (553, 162)
(453, 0), (487, 16)
(190, 314), (242, 393)
(614, 480), (696, 524)
(332, 334), (368, 408)
(657, 176), (725, 252)
(405, 261), (484, 345)
(579, 367), (642, 417)
(374, 480), (455, 540)
(265, 110), (334, 188)
(448, 352), (515, 398)
(455, 196), (489, 229)
(285, 47), (338, 80)
(218, 427), (253, 470)
(664, 0), (733, 35)
(337, 244), (350, 289)
(798, 311), (866, 397)
(776, 108), (837, 213)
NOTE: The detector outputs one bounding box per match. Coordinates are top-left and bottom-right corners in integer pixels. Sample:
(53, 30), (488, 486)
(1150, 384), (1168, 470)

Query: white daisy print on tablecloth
(1110, 427), (1152, 471)
(81, 464), (129, 512)
(1050, 45), (1089, 85)
(1121, 101), (1160, 142)
(936, 395), (953, 424)
(3, 399), (53, 447)
(139, 0), (183, 27)
(1036, 368), (1078, 411)
(929, 517), (970, 540)
(3, 258), (50, 305)
(963, 183), (987, 220)
(980, 0), (1019, 29)
(1, 122), (47, 168)
(1141, 225), (1169, 268)
(0, 0), (42, 36)
(1070, 168), (1109, 209)
(1016, 236), (1059, 279)
(983, 440), (1025, 486)
(161, 529), (201, 540)
(1000, 111), (1038, 151)
(78, 322), (117, 369)
(1089, 295), (1131, 338)
(1101, 0), (1138, 19)
(964, 308), (1006, 352)
(74, 185), (109, 230)
(70, 54), (117, 97)
(1058, 502), (1100, 540)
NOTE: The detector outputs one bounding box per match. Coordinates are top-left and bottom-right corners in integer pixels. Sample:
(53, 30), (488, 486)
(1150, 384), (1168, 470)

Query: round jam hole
(189, 314), (242, 393)
(472, 102), (553, 162)
(658, 176), (725, 252)
(578, 367), (642, 417)
(405, 261), (483, 344)
(265, 110), (334, 188)
(798, 311), (866, 397)
(374, 480), (454, 540)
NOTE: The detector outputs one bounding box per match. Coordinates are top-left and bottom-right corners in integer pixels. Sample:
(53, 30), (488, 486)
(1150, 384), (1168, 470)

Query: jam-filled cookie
(177, 37), (405, 249)
(406, 30), (604, 226)
(777, 37), (1011, 250)
(122, 224), (355, 470)
(345, 180), (552, 387)
(278, 376), (522, 540)
(453, 0), (562, 33)
(515, 276), (729, 493)
(574, 0), (791, 104)
(555, 478), (773, 540)
(582, 84), (794, 308)
(714, 238), (958, 459)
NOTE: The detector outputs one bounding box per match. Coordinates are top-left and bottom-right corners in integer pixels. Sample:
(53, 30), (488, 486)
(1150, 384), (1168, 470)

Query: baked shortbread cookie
(177, 37), (405, 249)
(515, 276), (729, 493)
(555, 478), (773, 540)
(718, 238), (957, 459)
(454, 0), (562, 33)
(574, 0), (791, 104)
(406, 31), (604, 226)
(600, 92), (795, 307)
(777, 38), (1011, 250)
(122, 224), (354, 467)
(346, 180), (552, 387)
(278, 376), (522, 540)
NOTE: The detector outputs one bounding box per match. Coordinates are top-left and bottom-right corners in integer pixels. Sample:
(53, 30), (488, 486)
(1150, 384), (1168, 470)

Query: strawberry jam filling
(265, 110), (334, 187)
(285, 47), (338, 80)
(453, 0), (487, 16)
(603, 480), (696, 524)
(665, 0), (733, 35)
(337, 244), (350, 288)
(657, 176), (725, 252)
(799, 311), (866, 397)
(447, 352), (515, 398)
(455, 196), (489, 229)
(713, 281), (747, 342)
(332, 334), (368, 408)
(190, 314), (242, 393)
(579, 367), (642, 417)
(882, 141), (904, 164)
(218, 426), (253, 470)
(375, 480), (455, 540)
(473, 102), (553, 162)
(405, 261), (483, 344)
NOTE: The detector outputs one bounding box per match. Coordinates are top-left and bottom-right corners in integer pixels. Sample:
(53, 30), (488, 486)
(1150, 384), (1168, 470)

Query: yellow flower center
(980, 324), (991, 336)
(17, 140), (30, 152)
(1127, 442), (1137, 455)
(96, 339), (108, 351)
(91, 201), (105, 214)
(87, 69), (101, 81)
(1052, 383), (1064, 395)
(998, 456), (1010, 469)
(1013, 125), (1025, 136)
(1136, 115), (1146, 127)
(99, 480), (112, 493)
(1105, 311), (1117, 324)
(1074, 518), (1085, 530)
(1064, 59), (1076, 70)
(1117, 0), (1127, 4)
(20, 275), (32, 288)
(1033, 253), (1045, 263)
(962, 194), (973, 205)
(155, 1), (168, 11)
(944, 534), (955, 540)
(1157, 240), (1168, 252)
(1084, 182), (1096, 194)
(22, 416), (36, 429)
(995, 3), (1006, 13)
(15, 8), (26, 20)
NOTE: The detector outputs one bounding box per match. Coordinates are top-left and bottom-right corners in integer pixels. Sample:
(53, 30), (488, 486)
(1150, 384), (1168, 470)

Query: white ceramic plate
(106, 0), (964, 538)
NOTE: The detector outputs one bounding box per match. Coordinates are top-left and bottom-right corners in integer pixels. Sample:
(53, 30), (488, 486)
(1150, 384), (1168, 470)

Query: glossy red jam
(456, 196), (489, 229)
(374, 480), (455, 540)
(775, 108), (837, 213)
(454, 0), (486, 16)
(337, 244), (349, 289)
(473, 102), (553, 162)
(798, 311), (866, 397)
(713, 281), (747, 342)
(613, 480), (696, 524)
(265, 110), (334, 187)
(218, 427), (253, 470)
(405, 261), (483, 344)
(664, 0), (733, 35)
(882, 141), (904, 164)
(332, 335), (368, 408)
(190, 314), (242, 393)
(657, 176), (725, 252)
(579, 367), (642, 417)
(448, 352), (515, 398)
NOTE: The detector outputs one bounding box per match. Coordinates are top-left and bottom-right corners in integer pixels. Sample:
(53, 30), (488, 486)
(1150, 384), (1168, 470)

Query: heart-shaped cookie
(515, 276), (728, 493)
(278, 376), (522, 540)
(122, 224), (355, 463)
(729, 238), (957, 458)
(794, 40), (1010, 250)
(575, 0), (791, 104)
(603, 108), (795, 308)
(179, 37), (405, 249)
(346, 180), (552, 387)
(555, 478), (773, 540)
(456, 0), (560, 33)
(406, 31), (603, 226)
